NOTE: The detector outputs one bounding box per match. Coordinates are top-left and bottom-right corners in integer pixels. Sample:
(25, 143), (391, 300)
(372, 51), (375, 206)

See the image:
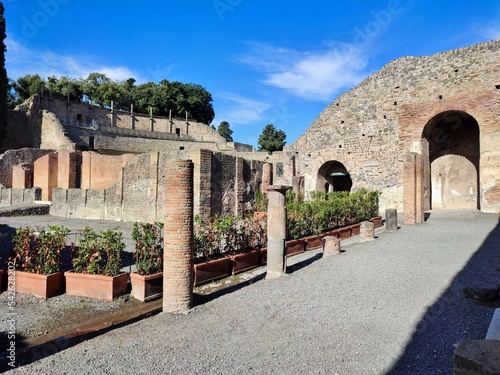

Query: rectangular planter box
(326, 229), (339, 238)
(350, 223), (361, 236)
(370, 216), (383, 228)
(338, 226), (352, 239)
(305, 235), (324, 251)
(231, 250), (260, 275)
(15, 270), (65, 299)
(194, 257), (231, 287)
(65, 271), (128, 301)
(130, 272), (163, 302)
(285, 239), (306, 256)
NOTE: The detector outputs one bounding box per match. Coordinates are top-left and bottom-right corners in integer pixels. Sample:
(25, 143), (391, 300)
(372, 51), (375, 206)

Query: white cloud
(5, 37), (143, 81)
(472, 22), (500, 40)
(239, 42), (368, 101)
(212, 92), (271, 126)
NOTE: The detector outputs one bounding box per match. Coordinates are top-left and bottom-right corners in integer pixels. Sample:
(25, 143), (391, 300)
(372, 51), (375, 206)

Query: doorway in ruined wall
(317, 161), (352, 193)
(422, 110), (480, 210)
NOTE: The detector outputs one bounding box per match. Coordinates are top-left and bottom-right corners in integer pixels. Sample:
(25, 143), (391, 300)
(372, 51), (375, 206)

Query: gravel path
(3, 210), (500, 374)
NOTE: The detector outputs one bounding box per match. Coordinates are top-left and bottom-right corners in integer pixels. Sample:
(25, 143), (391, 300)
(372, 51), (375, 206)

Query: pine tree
(258, 124), (286, 152)
(217, 121), (233, 142)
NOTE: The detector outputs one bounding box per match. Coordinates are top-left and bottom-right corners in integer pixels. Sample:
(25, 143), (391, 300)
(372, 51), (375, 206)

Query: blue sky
(4, 1), (500, 148)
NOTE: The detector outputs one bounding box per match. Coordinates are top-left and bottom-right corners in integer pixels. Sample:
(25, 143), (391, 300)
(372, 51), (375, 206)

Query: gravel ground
(2, 210), (500, 374)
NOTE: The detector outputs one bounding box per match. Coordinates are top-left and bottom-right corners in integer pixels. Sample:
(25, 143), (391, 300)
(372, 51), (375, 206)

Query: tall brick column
(163, 160), (194, 313)
(266, 185), (291, 279)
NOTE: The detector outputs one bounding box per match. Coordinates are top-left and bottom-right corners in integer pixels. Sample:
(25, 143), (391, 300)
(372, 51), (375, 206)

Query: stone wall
(0, 148), (54, 188)
(49, 149), (267, 222)
(287, 39), (500, 214)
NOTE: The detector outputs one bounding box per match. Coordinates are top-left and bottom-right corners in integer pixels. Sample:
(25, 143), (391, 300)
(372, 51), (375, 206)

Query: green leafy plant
(72, 227), (125, 276)
(193, 213), (267, 263)
(132, 222), (164, 276)
(10, 225), (70, 275)
(285, 189), (381, 240)
(254, 191), (268, 212)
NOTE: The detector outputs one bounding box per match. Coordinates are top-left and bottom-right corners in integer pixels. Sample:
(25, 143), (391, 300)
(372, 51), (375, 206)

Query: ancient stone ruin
(1, 39), (499, 221)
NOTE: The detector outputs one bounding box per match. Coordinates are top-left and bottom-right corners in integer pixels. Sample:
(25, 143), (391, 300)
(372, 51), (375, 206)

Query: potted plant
(10, 226), (70, 299)
(230, 216), (261, 275)
(130, 222), (164, 302)
(65, 227), (127, 301)
(193, 215), (232, 286)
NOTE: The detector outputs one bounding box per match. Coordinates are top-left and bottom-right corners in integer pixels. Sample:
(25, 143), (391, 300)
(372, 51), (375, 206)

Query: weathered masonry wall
(49, 150), (267, 222)
(3, 96), (256, 156)
(287, 39), (500, 214)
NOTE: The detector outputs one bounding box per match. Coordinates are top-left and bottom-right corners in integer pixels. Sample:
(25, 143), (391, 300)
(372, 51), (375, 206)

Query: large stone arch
(317, 160), (352, 193)
(422, 110), (480, 210)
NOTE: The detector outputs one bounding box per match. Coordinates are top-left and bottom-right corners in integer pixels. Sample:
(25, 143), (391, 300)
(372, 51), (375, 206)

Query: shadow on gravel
(386, 215), (500, 375)
(286, 252), (323, 274)
(194, 273), (266, 306)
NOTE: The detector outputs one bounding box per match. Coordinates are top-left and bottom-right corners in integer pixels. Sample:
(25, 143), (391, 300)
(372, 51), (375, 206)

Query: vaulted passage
(422, 111), (480, 210)
(317, 161), (352, 193)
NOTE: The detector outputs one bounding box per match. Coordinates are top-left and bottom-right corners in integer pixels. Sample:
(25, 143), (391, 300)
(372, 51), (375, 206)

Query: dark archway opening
(317, 161), (352, 193)
(422, 110), (480, 210)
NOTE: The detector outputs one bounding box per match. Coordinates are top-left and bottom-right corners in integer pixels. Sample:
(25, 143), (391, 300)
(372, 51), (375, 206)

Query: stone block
(323, 236), (341, 256)
(85, 190), (105, 220)
(50, 188), (68, 217)
(11, 189), (24, 205)
(359, 221), (375, 242)
(453, 339), (500, 375)
(67, 189), (87, 218)
(0, 187), (11, 206)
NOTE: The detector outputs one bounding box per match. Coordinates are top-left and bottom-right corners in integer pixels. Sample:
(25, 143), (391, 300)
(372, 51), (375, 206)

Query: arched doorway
(422, 110), (480, 210)
(317, 161), (352, 193)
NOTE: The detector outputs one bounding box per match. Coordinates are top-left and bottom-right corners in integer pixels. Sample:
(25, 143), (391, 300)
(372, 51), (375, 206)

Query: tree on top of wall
(9, 73), (216, 125)
(0, 1), (7, 144)
(217, 121), (233, 142)
(258, 124), (286, 153)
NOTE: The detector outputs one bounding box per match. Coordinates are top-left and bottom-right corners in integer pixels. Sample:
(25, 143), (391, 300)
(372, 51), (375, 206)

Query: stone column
(266, 185), (291, 279)
(262, 163), (272, 193)
(359, 221), (375, 242)
(386, 208), (398, 232)
(163, 160), (194, 313)
(323, 236), (341, 256)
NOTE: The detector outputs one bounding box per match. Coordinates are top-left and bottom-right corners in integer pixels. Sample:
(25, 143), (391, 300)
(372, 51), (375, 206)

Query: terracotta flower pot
(338, 226), (352, 239)
(65, 271), (128, 301)
(194, 256), (231, 287)
(305, 235), (324, 250)
(285, 239), (306, 256)
(15, 270), (65, 299)
(350, 223), (361, 236)
(370, 216), (383, 228)
(130, 272), (163, 302)
(231, 249), (260, 275)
